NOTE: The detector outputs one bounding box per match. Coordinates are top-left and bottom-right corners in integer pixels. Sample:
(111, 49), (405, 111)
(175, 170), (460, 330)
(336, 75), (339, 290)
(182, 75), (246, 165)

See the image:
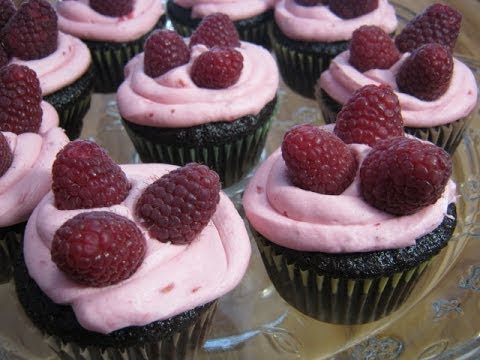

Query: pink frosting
(243, 130), (456, 253)
(56, 0), (164, 42)
(0, 102), (69, 227)
(274, 0), (397, 42)
(10, 32), (91, 96)
(117, 42), (278, 127)
(319, 51), (479, 127)
(174, 0), (275, 21)
(24, 164), (251, 334)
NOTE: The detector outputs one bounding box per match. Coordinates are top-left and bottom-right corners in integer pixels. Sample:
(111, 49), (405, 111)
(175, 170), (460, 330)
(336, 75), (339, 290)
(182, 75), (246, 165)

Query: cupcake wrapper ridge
(0, 222), (26, 284)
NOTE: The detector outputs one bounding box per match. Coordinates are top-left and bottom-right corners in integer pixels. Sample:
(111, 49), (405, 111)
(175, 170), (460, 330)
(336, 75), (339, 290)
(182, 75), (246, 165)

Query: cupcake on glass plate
(1, 0), (93, 140)
(271, 0), (397, 99)
(14, 139), (251, 359)
(243, 85), (457, 324)
(317, 4), (478, 154)
(117, 14), (279, 188)
(167, 0), (275, 49)
(0, 64), (69, 284)
(55, 0), (166, 93)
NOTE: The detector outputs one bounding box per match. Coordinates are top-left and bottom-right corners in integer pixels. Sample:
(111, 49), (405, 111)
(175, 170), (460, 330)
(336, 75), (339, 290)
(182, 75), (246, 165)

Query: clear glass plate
(1, 1), (480, 359)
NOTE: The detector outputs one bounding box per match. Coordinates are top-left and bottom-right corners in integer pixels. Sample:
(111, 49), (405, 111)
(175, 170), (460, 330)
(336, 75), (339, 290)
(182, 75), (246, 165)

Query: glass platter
(1, 1), (480, 359)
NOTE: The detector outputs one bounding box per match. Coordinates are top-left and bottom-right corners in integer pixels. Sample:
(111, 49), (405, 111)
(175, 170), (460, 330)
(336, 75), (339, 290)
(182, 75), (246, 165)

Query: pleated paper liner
(250, 203), (457, 325)
(44, 66), (95, 140)
(83, 16), (166, 94)
(121, 97), (277, 188)
(46, 302), (217, 360)
(315, 88), (343, 125)
(270, 22), (349, 99)
(0, 222), (26, 284)
(166, 0), (273, 49)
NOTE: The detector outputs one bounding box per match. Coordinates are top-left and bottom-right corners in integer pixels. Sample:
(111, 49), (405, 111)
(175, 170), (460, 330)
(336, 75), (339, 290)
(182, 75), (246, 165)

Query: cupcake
(317, 5), (477, 154)
(243, 88), (457, 324)
(14, 140), (251, 359)
(2, 0), (93, 140)
(167, 0), (275, 49)
(117, 15), (279, 188)
(271, 0), (397, 99)
(0, 64), (69, 284)
(56, 0), (166, 93)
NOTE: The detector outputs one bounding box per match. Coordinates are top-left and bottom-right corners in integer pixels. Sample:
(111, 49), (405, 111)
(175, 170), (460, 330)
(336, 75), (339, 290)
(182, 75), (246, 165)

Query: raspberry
(0, 132), (12, 177)
(349, 25), (400, 72)
(329, 0), (378, 19)
(0, 0), (16, 30)
(0, 45), (9, 68)
(136, 163), (221, 245)
(90, 0), (133, 17)
(144, 30), (190, 78)
(334, 85), (404, 146)
(395, 4), (462, 53)
(189, 13), (240, 49)
(191, 47), (243, 89)
(360, 137), (451, 215)
(52, 140), (131, 210)
(0, 64), (42, 134)
(51, 211), (146, 287)
(281, 124), (357, 195)
(396, 43), (453, 101)
(1, 0), (57, 61)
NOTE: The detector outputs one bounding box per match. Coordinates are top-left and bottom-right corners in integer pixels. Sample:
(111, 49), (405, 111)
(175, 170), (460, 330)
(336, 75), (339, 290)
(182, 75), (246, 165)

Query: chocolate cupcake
(243, 123), (457, 324)
(166, 0), (275, 49)
(55, 0), (166, 93)
(117, 17), (279, 188)
(271, 0), (397, 98)
(14, 140), (251, 359)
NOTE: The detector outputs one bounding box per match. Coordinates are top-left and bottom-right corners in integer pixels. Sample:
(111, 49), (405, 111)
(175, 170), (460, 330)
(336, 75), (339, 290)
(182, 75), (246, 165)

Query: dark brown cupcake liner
(83, 16), (166, 94)
(45, 301), (218, 360)
(166, 0), (273, 48)
(0, 222), (26, 284)
(44, 66), (95, 139)
(250, 203), (456, 324)
(270, 22), (349, 99)
(316, 88), (475, 154)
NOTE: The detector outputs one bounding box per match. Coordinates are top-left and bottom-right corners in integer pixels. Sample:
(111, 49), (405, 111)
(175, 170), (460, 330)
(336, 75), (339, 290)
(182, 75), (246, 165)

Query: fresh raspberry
(360, 137), (451, 215)
(0, 132), (12, 177)
(1, 0), (57, 61)
(334, 85), (404, 146)
(281, 125), (357, 195)
(395, 4), (462, 53)
(0, 45), (9, 68)
(329, 0), (378, 19)
(0, 64), (42, 134)
(0, 0), (16, 30)
(90, 0), (133, 17)
(52, 140), (131, 210)
(191, 47), (243, 89)
(51, 211), (146, 287)
(136, 163), (220, 245)
(189, 13), (240, 49)
(349, 25), (400, 72)
(396, 43), (453, 101)
(144, 30), (190, 78)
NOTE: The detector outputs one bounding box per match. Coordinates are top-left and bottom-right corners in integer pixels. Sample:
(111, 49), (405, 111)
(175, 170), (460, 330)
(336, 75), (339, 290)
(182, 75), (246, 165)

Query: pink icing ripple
(24, 164), (251, 334)
(174, 0), (275, 20)
(243, 142), (456, 253)
(320, 51), (479, 127)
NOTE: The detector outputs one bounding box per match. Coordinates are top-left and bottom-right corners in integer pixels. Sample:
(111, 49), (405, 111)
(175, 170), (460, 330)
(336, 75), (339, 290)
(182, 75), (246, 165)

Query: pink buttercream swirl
(24, 164), (251, 334)
(243, 130), (456, 253)
(117, 42), (279, 127)
(56, 0), (164, 42)
(274, 0), (397, 42)
(0, 102), (69, 227)
(319, 51), (479, 127)
(174, 0), (275, 21)
(10, 32), (91, 96)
